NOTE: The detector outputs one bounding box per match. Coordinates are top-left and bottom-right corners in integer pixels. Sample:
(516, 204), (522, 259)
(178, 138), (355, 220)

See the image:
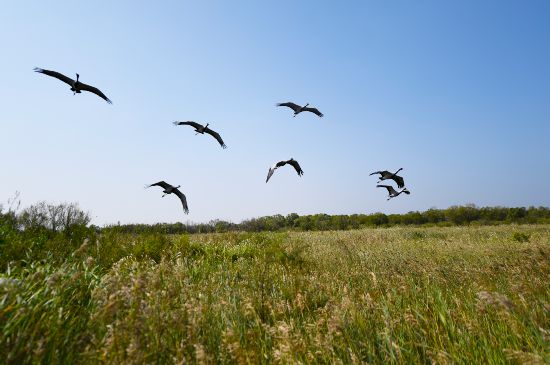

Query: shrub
(132, 233), (172, 263)
(511, 232), (530, 242)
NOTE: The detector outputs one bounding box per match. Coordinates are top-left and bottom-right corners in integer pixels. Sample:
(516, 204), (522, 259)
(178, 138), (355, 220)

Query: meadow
(1, 225), (549, 364)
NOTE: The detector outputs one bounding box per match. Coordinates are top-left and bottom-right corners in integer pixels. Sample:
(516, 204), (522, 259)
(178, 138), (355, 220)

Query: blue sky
(1, 1), (549, 225)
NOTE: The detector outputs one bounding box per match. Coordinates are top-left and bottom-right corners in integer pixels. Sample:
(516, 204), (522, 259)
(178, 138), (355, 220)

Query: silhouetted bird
(277, 102), (323, 117)
(34, 68), (112, 104)
(146, 181), (189, 214)
(376, 185), (410, 201)
(173, 121), (226, 148)
(370, 168), (405, 188)
(266, 158), (304, 183)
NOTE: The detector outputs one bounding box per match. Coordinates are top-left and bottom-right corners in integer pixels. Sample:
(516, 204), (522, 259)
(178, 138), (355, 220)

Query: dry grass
(1, 225), (549, 363)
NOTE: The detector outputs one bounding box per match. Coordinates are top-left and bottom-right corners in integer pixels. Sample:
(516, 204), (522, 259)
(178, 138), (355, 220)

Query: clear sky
(1, 1), (549, 225)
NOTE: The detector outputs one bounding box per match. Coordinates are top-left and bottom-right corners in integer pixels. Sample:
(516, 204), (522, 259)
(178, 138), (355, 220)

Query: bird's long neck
(76, 73), (79, 82)
(392, 168), (403, 177)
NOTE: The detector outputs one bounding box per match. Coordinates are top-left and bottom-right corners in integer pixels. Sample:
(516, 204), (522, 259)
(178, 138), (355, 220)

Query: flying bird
(266, 158), (304, 183)
(277, 102), (323, 117)
(146, 181), (189, 214)
(173, 121), (227, 148)
(370, 168), (405, 188)
(34, 67), (112, 104)
(377, 185), (410, 201)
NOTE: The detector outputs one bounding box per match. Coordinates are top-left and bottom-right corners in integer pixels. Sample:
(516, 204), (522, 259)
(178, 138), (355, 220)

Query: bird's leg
(162, 194), (166, 197)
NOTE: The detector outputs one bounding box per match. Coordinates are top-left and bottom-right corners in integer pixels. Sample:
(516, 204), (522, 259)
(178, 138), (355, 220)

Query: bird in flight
(266, 158), (304, 183)
(173, 121), (227, 148)
(370, 168), (405, 188)
(377, 185), (410, 201)
(34, 67), (112, 104)
(277, 102), (323, 117)
(146, 181), (189, 214)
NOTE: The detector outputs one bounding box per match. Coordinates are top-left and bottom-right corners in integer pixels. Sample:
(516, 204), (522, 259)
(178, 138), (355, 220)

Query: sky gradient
(1, 1), (549, 225)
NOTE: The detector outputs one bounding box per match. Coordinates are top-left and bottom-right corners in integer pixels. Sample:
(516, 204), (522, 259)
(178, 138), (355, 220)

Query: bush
(131, 233), (172, 263)
(511, 232), (530, 243)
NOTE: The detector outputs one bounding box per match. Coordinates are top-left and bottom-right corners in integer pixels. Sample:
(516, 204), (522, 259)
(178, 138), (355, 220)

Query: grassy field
(1, 225), (549, 364)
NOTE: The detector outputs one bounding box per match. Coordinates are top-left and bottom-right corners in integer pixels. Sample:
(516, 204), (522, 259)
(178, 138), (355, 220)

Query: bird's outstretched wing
(147, 181), (172, 190)
(173, 188), (189, 214)
(376, 185), (397, 195)
(173, 121), (204, 129)
(266, 165), (278, 183)
(204, 127), (227, 149)
(79, 82), (112, 104)
(34, 67), (74, 87)
(369, 171), (383, 176)
(302, 107), (324, 117)
(391, 175), (405, 189)
(277, 102), (301, 113)
(266, 161), (289, 183)
(286, 159), (304, 177)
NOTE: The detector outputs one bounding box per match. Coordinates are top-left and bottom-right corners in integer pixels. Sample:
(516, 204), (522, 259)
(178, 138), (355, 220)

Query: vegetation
(109, 205), (550, 234)
(1, 202), (549, 363)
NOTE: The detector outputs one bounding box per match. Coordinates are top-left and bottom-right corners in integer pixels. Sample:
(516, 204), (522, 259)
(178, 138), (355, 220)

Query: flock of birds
(34, 67), (411, 215)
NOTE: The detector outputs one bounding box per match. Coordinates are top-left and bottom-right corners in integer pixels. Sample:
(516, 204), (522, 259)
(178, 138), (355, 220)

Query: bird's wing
(376, 185), (396, 194)
(79, 82), (112, 104)
(277, 102), (301, 112)
(392, 175), (405, 188)
(173, 188), (189, 214)
(147, 181), (171, 190)
(266, 165), (277, 183)
(204, 127), (227, 148)
(286, 159), (304, 176)
(369, 171), (383, 176)
(302, 107), (324, 117)
(34, 68), (75, 87)
(173, 121), (203, 129)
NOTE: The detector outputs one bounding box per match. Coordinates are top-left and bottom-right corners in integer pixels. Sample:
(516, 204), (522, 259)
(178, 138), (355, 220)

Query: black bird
(377, 185), (410, 201)
(266, 158), (304, 183)
(146, 181), (189, 214)
(370, 168), (405, 188)
(173, 121), (227, 148)
(277, 102), (323, 117)
(34, 67), (112, 104)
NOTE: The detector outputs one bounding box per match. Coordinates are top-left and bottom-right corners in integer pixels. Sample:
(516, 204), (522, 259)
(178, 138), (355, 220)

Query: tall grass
(1, 226), (549, 363)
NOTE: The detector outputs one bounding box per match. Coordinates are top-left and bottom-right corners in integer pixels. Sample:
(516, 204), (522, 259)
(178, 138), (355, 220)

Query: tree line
(2, 200), (550, 237)
(104, 205), (550, 234)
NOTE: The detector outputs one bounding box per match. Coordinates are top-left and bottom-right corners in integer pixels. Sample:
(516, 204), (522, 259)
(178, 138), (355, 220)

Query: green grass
(1, 225), (549, 364)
